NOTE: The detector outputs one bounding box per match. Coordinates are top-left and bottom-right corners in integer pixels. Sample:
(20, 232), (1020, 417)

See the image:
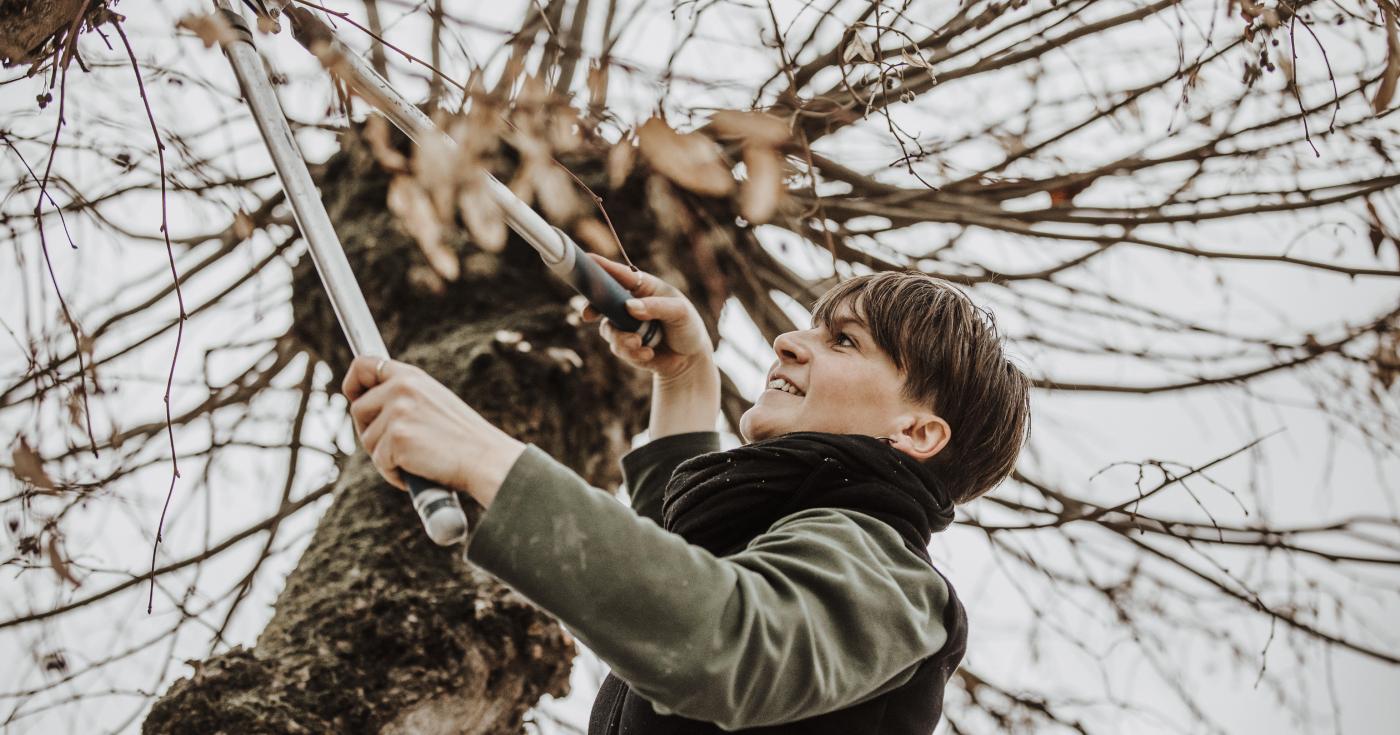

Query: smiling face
(739, 303), (950, 459)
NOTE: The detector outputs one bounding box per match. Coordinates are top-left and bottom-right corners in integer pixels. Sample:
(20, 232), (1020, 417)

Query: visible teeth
(767, 377), (803, 396)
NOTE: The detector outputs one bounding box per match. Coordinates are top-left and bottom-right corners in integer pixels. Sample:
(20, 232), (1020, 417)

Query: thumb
(627, 296), (693, 327)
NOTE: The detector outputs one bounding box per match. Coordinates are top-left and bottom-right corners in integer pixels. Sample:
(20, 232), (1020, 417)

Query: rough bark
(0, 0), (105, 67)
(143, 132), (652, 733)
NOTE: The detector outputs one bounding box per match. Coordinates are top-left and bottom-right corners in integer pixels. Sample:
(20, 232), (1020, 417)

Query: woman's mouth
(766, 377), (805, 397)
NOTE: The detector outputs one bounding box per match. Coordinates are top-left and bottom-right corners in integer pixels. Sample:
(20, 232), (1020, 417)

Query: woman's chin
(739, 407), (783, 443)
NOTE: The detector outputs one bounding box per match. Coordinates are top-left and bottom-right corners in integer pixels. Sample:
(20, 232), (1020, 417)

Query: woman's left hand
(342, 356), (525, 509)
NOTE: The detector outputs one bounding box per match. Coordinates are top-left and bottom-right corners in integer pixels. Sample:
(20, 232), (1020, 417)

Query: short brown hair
(812, 272), (1031, 504)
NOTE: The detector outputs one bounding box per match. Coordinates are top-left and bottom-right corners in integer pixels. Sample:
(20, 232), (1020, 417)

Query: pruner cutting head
(241, 0), (284, 33)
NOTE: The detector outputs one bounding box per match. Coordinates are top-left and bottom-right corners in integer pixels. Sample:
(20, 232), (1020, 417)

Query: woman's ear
(892, 414), (951, 461)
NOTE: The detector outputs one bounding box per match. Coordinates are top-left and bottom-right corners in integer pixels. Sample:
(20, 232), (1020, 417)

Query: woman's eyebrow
(828, 315), (870, 334)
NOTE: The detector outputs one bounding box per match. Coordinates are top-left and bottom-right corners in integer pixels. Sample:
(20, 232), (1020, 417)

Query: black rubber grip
(219, 8), (255, 44)
(564, 241), (663, 346)
(415, 492), (460, 517)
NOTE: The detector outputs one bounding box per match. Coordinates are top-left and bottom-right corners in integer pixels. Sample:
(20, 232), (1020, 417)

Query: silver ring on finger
(375, 358), (389, 383)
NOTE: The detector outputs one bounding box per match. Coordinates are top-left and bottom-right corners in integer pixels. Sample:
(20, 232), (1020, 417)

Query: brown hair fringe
(812, 272), (1032, 504)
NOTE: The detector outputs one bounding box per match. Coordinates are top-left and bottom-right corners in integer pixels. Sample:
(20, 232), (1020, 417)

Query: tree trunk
(0, 0), (98, 67)
(143, 132), (651, 733)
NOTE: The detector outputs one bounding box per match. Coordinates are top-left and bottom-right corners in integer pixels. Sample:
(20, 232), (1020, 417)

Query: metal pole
(215, 1), (469, 546)
(285, 7), (661, 348)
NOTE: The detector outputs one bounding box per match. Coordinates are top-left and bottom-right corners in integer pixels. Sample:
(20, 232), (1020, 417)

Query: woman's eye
(833, 332), (855, 348)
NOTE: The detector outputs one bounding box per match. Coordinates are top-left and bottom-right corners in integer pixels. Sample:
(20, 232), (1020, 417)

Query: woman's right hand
(581, 254), (714, 384)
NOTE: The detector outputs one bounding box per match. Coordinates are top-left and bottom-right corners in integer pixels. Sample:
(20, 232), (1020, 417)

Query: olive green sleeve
(465, 445), (951, 730)
(619, 431), (721, 524)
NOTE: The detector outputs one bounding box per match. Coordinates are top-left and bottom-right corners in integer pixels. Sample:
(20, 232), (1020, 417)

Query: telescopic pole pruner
(213, 0), (470, 546)
(213, 2), (665, 546)
(280, 6), (663, 349)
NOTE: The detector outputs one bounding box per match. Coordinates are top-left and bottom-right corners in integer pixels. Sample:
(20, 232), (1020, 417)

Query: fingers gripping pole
(215, 1), (467, 546)
(542, 233), (663, 347)
(285, 7), (662, 348)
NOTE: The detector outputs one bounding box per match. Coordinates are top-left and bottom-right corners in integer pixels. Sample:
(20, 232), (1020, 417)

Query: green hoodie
(465, 431), (953, 729)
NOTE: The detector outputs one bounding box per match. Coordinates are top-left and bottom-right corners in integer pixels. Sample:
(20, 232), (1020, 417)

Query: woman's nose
(773, 330), (810, 363)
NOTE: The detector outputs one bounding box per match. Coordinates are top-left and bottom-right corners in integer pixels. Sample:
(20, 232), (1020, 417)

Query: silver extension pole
(215, 0), (469, 546)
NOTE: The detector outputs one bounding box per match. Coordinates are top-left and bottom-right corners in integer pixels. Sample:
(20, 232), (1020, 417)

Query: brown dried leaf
(549, 107), (583, 154)
(533, 163), (580, 223)
(1366, 197), (1395, 260)
(637, 117), (735, 197)
(1375, 333), (1400, 389)
(364, 116), (409, 173)
(574, 218), (620, 257)
(513, 74), (550, 132)
(451, 99), (502, 159)
(462, 252), (502, 278)
(78, 331), (100, 390)
(511, 127), (551, 164)
(508, 159), (538, 209)
(46, 534), (80, 588)
(518, 74), (548, 107)
(1277, 55), (1295, 90)
(458, 183), (507, 253)
(233, 209), (255, 241)
(708, 110), (789, 147)
(11, 438), (55, 492)
(901, 48), (931, 70)
(413, 133), (459, 219)
(387, 176), (458, 281)
(77, 331), (95, 361)
(740, 145), (784, 225)
(1366, 197), (1388, 257)
(646, 175), (695, 236)
(255, 13), (282, 35)
(843, 31), (874, 64)
(65, 389), (84, 432)
(406, 264), (448, 296)
(586, 60), (609, 110)
(607, 137), (636, 190)
(178, 13), (235, 49)
(1375, 5), (1399, 114)
(308, 40), (355, 91)
(994, 131), (1027, 156)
